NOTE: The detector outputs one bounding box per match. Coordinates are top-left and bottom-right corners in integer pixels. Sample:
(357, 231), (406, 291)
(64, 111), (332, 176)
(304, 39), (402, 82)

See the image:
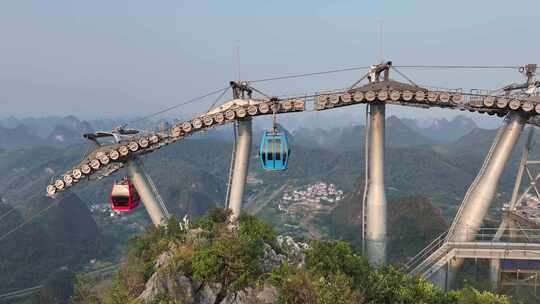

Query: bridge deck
(448, 241), (540, 259)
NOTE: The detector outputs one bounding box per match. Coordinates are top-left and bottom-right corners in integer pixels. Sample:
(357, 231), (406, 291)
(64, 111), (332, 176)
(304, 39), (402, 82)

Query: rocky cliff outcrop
(136, 233), (307, 304)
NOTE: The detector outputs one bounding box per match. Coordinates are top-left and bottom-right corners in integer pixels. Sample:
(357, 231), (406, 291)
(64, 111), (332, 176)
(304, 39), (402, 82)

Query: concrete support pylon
(507, 219), (521, 240)
(227, 119), (252, 221)
(365, 103), (387, 265)
(447, 111), (526, 286)
(430, 265), (449, 291)
(489, 258), (501, 291)
(127, 160), (168, 226)
(431, 258), (460, 291)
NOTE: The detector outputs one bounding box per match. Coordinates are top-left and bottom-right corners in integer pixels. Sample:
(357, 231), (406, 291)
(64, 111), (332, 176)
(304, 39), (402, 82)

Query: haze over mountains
(401, 115), (479, 142)
(0, 113), (484, 150)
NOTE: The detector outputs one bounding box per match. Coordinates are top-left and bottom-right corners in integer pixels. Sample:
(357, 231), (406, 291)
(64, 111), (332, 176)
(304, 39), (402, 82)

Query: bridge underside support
(429, 258), (459, 291)
(490, 258), (501, 290)
(227, 119), (252, 221)
(447, 111), (526, 287)
(127, 160), (168, 226)
(365, 103), (387, 265)
(430, 266), (449, 291)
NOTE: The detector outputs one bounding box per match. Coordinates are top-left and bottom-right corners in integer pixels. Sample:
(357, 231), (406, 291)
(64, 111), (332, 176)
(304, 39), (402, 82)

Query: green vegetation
(71, 209), (511, 304)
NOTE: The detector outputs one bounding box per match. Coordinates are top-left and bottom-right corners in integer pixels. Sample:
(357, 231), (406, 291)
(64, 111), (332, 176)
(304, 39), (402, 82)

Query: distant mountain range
(0, 124), (42, 147)
(0, 115), (161, 148)
(401, 115), (478, 142)
(0, 113), (481, 150)
(0, 115), (93, 138)
(0, 116), (93, 148)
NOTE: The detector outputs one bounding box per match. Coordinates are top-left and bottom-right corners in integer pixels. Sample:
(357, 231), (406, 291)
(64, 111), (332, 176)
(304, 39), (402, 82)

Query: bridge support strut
(489, 258), (501, 290)
(227, 119), (252, 221)
(446, 111), (527, 288)
(127, 160), (168, 226)
(450, 112), (526, 241)
(365, 103), (388, 265)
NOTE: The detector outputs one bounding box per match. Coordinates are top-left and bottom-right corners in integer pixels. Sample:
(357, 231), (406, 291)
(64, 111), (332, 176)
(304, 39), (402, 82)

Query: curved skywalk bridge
(46, 79), (540, 196)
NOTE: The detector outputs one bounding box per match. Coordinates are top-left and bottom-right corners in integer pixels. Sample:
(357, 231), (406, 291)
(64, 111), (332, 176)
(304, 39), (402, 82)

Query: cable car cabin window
(267, 139), (274, 160)
(113, 196), (130, 206)
(275, 138), (282, 161)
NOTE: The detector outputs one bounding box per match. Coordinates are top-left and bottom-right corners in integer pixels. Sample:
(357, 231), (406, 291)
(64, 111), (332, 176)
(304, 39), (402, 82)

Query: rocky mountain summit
(137, 235), (307, 304)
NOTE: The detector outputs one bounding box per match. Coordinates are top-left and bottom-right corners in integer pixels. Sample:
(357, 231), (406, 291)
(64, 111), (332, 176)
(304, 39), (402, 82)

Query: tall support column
(127, 160), (168, 226)
(365, 103), (387, 265)
(507, 219), (520, 240)
(227, 119), (252, 221)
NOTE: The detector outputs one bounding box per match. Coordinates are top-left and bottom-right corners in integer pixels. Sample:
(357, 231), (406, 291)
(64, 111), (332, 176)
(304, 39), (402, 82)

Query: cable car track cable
(390, 66), (418, 87)
(0, 207), (18, 223)
(249, 65), (371, 83)
(0, 199), (61, 242)
(128, 86), (230, 125)
(207, 86), (231, 112)
(394, 65), (522, 70)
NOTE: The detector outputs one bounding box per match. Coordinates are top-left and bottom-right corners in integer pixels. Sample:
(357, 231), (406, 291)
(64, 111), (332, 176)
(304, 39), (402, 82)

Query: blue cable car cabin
(259, 130), (290, 171)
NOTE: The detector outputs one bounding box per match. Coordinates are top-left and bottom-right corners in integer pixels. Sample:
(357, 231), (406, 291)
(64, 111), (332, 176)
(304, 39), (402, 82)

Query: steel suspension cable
(390, 66), (418, 87)
(0, 207), (18, 222)
(0, 198), (61, 242)
(395, 65), (522, 70)
(207, 86), (231, 112)
(128, 86), (230, 125)
(248, 85), (272, 99)
(249, 66), (370, 83)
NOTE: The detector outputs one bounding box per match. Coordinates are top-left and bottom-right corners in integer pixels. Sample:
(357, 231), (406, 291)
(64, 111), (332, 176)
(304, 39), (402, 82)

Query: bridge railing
(403, 231), (447, 272)
(452, 227), (540, 243)
(404, 227), (540, 274)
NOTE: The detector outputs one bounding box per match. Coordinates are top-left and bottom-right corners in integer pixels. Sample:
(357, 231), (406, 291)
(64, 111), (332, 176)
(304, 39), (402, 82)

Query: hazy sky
(0, 0), (538, 124)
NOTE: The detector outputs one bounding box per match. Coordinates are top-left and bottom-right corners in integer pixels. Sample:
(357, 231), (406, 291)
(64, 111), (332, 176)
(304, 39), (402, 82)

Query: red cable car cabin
(110, 177), (140, 211)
